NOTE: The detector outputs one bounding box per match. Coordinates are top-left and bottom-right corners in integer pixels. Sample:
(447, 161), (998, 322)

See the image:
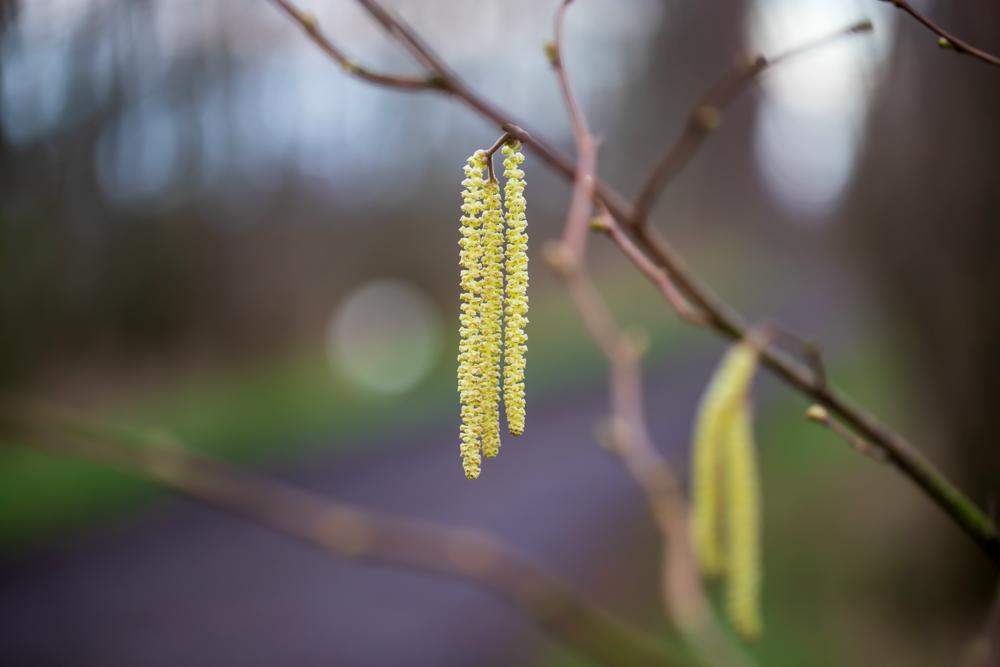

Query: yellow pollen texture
(501, 142), (528, 438)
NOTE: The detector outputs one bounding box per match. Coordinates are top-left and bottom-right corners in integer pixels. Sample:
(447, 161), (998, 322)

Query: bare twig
(268, 0), (439, 90)
(806, 405), (888, 464)
(633, 20), (873, 225)
(1, 405), (686, 667)
(879, 0), (1000, 69)
(549, 0), (597, 261)
(546, 7), (750, 664)
(595, 208), (706, 326)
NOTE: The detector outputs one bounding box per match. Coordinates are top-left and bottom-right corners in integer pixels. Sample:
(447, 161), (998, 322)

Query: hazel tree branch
(594, 211), (706, 326)
(633, 20), (874, 225)
(548, 0), (597, 261)
(269, 0), (439, 90)
(1, 405), (687, 667)
(879, 0), (1000, 68)
(545, 7), (751, 665)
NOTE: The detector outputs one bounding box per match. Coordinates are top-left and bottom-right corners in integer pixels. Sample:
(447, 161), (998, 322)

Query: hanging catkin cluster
(690, 340), (763, 642)
(457, 142), (529, 479)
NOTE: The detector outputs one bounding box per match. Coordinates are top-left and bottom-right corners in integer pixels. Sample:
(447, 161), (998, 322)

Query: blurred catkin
(724, 401), (762, 641)
(691, 342), (758, 575)
(690, 339), (763, 641)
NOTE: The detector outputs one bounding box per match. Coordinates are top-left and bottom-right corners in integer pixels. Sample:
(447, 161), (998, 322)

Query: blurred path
(0, 357), (712, 667)
(0, 268), (857, 667)
(0, 272), (859, 667)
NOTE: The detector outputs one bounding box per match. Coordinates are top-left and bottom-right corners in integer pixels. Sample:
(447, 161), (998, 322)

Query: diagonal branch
(269, 0), (439, 90)
(633, 20), (873, 226)
(546, 7), (751, 665)
(879, 0), (1000, 69)
(1, 405), (687, 667)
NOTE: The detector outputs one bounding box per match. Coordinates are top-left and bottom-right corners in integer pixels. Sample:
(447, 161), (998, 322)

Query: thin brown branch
(340, 0), (638, 224)
(595, 208), (706, 326)
(546, 6), (750, 664)
(354, 0), (452, 75)
(633, 20), (873, 225)
(2, 406), (685, 667)
(546, 244), (750, 667)
(274, 0), (999, 565)
(484, 130), (516, 159)
(806, 405), (888, 464)
(268, 0), (439, 91)
(549, 0), (597, 260)
(880, 0), (1000, 69)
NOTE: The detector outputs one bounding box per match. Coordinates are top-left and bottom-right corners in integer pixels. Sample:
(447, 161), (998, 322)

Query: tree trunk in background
(843, 3), (1000, 591)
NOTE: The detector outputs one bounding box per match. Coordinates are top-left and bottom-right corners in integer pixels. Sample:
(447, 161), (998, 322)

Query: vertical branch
(547, 0), (597, 260)
(545, 6), (752, 665)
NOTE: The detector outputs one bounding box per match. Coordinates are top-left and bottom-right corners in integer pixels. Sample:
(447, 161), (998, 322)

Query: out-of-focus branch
(806, 405), (888, 464)
(545, 7), (750, 665)
(595, 212), (705, 326)
(548, 0), (597, 260)
(267, 0), (997, 566)
(632, 20), (873, 226)
(1, 405), (686, 667)
(269, 0), (439, 90)
(879, 0), (1000, 68)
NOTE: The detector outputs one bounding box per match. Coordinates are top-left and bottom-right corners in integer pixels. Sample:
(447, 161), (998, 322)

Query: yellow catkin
(479, 178), (505, 459)
(724, 401), (763, 642)
(501, 142), (528, 437)
(690, 341), (759, 577)
(458, 151), (487, 479)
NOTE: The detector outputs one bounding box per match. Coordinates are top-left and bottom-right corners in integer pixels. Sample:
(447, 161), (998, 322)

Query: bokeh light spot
(329, 280), (442, 395)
